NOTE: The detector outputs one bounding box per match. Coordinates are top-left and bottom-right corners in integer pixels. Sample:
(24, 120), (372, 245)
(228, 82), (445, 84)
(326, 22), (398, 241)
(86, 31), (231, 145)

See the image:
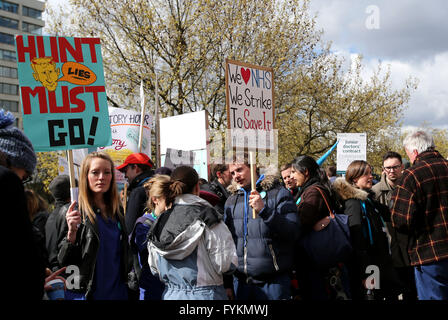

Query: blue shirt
(92, 212), (128, 300)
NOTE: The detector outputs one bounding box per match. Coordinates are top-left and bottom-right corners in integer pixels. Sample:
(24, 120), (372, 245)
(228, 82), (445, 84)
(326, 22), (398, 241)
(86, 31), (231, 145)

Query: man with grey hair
(390, 130), (448, 300)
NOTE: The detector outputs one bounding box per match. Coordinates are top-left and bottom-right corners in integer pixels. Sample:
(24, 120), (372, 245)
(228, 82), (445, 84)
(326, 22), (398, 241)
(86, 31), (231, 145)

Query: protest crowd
(1, 108), (448, 301)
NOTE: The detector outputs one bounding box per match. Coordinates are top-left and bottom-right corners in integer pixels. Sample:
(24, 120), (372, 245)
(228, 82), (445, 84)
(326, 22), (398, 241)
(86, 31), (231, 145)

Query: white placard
(160, 110), (209, 179)
(160, 110), (207, 154)
(336, 133), (367, 173)
(99, 107), (153, 184)
(225, 59), (275, 150)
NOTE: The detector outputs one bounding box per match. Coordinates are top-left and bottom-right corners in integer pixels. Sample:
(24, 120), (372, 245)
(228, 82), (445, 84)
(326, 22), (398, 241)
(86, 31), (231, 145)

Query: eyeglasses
(383, 165), (401, 172)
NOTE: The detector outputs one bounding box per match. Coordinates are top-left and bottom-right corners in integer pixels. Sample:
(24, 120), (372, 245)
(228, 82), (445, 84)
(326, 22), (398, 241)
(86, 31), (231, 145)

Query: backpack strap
(313, 186), (335, 219)
(360, 201), (374, 246)
(309, 186), (335, 231)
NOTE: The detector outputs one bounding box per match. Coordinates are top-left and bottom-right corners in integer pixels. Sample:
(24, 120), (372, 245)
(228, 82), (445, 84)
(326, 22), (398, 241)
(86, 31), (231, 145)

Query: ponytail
(169, 180), (186, 197)
(170, 166), (199, 195)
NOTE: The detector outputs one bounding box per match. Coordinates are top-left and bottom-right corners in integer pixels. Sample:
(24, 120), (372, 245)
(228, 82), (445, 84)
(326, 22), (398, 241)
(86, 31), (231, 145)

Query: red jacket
(390, 150), (448, 266)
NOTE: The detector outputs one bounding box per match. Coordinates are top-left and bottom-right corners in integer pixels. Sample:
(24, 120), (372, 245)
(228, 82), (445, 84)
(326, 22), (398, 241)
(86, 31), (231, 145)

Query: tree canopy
(45, 0), (418, 173)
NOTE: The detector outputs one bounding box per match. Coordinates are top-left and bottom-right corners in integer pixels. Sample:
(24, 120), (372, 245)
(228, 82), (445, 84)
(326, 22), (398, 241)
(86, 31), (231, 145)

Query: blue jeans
(233, 273), (291, 300)
(414, 259), (448, 300)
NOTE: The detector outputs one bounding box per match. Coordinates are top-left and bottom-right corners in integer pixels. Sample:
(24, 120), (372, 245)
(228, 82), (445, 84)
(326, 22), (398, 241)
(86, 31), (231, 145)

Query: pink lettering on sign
(98, 138), (126, 151)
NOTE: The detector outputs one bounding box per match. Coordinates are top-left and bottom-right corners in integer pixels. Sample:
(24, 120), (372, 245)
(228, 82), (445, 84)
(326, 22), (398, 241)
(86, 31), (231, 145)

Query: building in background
(0, 0), (44, 128)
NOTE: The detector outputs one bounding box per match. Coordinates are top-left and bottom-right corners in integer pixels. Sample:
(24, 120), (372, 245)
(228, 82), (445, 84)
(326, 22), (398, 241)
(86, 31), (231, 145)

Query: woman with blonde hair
(129, 174), (172, 300)
(58, 152), (130, 300)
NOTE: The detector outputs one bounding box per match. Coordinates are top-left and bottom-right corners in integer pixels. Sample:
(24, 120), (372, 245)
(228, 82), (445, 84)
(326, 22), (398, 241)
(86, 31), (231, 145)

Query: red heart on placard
(241, 68), (250, 85)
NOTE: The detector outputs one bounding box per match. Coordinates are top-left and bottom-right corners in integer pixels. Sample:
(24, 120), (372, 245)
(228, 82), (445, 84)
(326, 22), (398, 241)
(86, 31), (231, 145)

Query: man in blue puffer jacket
(224, 159), (301, 300)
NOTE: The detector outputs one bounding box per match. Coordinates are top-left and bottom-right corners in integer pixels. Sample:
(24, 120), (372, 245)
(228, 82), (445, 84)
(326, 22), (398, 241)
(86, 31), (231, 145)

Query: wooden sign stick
(250, 151), (257, 219)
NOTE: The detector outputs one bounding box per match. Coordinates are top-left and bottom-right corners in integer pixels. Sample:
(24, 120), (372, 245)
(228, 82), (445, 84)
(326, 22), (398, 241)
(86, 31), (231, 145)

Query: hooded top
(147, 193), (238, 300)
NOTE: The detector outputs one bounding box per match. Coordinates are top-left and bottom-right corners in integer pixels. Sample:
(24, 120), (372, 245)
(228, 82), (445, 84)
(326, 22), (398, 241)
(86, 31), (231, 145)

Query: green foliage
(25, 151), (60, 207)
(45, 0), (418, 172)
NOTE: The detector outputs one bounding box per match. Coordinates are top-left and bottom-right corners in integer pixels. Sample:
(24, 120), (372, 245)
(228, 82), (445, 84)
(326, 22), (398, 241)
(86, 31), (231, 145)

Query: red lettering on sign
(21, 86), (47, 114)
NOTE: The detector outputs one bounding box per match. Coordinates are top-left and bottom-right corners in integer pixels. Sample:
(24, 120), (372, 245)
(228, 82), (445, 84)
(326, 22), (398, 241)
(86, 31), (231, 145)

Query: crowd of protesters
(1, 109), (448, 301)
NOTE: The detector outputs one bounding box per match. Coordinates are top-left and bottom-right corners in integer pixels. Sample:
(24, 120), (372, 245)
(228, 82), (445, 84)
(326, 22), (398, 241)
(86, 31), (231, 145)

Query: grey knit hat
(0, 110), (36, 174)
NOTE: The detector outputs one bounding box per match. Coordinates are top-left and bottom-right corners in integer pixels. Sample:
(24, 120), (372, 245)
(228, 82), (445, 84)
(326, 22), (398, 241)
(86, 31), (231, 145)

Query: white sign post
(336, 133), (367, 174)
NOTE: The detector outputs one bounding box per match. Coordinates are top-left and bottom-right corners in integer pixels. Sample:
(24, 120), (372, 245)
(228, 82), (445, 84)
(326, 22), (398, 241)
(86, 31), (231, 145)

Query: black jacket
(332, 178), (402, 299)
(58, 210), (130, 300)
(125, 170), (153, 234)
(45, 202), (70, 272)
(200, 179), (230, 214)
(1, 165), (45, 300)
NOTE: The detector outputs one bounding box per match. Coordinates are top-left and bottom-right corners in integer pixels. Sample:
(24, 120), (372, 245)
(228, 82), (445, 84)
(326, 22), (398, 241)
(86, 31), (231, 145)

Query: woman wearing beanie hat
(0, 110), (36, 180)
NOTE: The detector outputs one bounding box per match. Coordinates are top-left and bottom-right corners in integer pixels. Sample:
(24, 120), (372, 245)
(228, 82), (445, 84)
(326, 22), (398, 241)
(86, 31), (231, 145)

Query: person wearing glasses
(372, 151), (417, 300)
(372, 152), (404, 205)
(0, 110), (46, 299)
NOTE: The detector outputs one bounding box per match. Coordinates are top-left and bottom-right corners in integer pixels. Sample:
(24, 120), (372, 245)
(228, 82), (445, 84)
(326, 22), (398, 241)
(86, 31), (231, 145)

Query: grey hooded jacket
(147, 194), (238, 300)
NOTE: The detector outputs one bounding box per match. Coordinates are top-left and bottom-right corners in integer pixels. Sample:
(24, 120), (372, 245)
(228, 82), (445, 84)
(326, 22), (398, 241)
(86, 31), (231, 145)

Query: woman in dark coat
(332, 160), (402, 300)
(291, 155), (350, 300)
(59, 152), (130, 300)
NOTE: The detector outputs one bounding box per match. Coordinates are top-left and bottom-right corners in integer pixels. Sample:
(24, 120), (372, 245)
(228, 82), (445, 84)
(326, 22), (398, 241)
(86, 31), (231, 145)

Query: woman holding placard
(58, 151), (130, 300)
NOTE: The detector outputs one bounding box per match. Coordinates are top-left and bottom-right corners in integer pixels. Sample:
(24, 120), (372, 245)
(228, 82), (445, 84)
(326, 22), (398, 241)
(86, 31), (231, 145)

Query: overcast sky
(45, 0), (448, 130)
(308, 0), (448, 130)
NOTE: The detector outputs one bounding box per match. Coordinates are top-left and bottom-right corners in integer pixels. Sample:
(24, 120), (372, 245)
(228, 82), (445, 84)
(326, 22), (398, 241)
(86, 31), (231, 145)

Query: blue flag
(317, 140), (339, 166)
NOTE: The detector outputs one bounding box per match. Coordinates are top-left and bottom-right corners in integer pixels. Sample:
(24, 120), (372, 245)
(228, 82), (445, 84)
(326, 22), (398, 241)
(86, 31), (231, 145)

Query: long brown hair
(78, 152), (121, 224)
(25, 189), (48, 221)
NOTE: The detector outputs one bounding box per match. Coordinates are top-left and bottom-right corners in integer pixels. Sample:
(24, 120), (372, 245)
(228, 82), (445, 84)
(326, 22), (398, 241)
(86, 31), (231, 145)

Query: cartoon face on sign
(30, 57), (97, 91)
(31, 57), (60, 91)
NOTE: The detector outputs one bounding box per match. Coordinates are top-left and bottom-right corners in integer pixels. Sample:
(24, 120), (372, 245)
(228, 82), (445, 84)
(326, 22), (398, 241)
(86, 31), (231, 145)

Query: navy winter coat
(224, 174), (300, 282)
